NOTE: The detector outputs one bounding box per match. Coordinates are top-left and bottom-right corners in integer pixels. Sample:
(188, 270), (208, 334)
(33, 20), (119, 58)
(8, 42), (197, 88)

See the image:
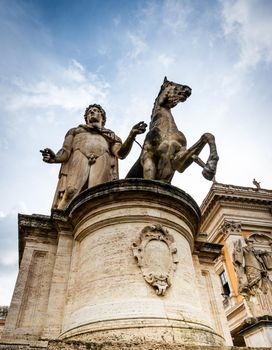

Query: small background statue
(41, 104), (146, 209)
(232, 239), (248, 292)
(253, 178), (261, 190)
(233, 236), (272, 316)
(127, 77), (219, 182)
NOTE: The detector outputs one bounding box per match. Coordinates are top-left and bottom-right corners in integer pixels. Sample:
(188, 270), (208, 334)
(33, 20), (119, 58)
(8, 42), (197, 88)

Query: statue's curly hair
(84, 104), (106, 126)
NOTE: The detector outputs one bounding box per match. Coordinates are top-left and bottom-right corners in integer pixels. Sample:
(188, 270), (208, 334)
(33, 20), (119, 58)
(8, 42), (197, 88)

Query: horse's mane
(150, 83), (166, 119)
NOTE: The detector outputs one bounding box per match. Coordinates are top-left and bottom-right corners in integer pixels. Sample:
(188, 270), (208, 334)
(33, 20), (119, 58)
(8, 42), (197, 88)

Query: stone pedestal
(3, 179), (229, 347)
(55, 179), (224, 345)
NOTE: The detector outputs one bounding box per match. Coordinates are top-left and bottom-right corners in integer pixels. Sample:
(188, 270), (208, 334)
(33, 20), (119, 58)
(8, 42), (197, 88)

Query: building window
(219, 271), (231, 297)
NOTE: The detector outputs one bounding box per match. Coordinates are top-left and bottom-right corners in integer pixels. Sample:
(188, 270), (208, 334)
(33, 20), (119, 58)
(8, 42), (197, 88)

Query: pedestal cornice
(65, 179), (201, 238)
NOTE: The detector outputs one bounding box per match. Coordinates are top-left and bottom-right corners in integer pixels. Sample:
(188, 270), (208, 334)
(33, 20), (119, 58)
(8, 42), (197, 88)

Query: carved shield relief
(132, 224), (178, 295)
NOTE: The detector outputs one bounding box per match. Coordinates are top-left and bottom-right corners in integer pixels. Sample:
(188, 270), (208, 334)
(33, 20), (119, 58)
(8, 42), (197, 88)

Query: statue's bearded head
(84, 104), (106, 127)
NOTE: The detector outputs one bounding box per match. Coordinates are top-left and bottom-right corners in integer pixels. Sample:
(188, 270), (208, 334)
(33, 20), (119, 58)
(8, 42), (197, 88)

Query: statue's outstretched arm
(40, 148), (57, 163)
(41, 131), (74, 164)
(113, 121), (147, 159)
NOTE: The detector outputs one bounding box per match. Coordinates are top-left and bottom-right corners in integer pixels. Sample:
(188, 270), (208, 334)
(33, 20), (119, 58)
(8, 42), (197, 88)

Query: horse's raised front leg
(202, 133), (219, 180)
(172, 135), (207, 173)
(172, 133), (219, 181)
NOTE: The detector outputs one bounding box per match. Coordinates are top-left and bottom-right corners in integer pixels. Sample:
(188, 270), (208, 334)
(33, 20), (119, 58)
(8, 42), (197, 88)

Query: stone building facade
(201, 182), (272, 347)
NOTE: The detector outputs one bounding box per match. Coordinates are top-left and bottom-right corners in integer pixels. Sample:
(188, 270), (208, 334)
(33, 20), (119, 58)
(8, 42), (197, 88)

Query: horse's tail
(126, 156), (143, 178)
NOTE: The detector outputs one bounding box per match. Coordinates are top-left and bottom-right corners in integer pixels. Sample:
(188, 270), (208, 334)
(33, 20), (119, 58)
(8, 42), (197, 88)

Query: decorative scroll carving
(132, 224), (178, 296)
(232, 233), (272, 316)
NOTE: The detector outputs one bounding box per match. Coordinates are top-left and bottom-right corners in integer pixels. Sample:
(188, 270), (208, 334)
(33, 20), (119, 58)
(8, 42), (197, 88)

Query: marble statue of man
(41, 104), (146, 209)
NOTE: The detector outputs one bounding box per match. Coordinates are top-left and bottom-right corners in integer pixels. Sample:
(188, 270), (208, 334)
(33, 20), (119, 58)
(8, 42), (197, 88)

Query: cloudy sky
(0, 0), (272, 305)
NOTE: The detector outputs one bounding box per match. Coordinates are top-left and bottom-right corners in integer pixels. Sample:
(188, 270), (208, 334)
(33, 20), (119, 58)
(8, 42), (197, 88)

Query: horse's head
(158, 77), (192, 108)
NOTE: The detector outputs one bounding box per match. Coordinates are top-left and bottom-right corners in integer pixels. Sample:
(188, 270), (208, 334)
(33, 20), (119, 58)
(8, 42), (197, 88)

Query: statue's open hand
(40, 148), (56, 163)
(131, 121), (147, 136)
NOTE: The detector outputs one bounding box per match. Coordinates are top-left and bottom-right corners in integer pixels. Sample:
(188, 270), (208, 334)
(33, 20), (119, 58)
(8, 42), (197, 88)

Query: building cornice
(18, 214), (57, 266)
(201, 183), (272, 226)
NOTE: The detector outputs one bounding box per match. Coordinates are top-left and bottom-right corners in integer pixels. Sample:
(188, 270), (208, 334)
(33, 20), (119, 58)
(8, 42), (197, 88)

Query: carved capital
(220, 220), (241, 237)
(132, 224), (178, 296)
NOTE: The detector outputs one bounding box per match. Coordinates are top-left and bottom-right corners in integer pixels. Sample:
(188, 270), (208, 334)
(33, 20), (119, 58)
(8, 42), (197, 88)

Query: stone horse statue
(126, 77), (219, 182)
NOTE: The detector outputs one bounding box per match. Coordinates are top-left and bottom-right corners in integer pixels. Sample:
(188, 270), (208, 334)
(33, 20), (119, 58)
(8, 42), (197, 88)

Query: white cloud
(64, 59), (86, 82)
(127, 33), (148, 59)
(0, 251), (17, 267)
(140, 0), (192, 35)
(98, 45), (109, 56)
(221, 0), (272, 68)
(158, 54), (175, 68)
(162, 0), (192, 33)
(0, 274), (17, 305)
(0, 208), (19, 305)
(0, 202), (29, 218)
(3, 60), (109, 112)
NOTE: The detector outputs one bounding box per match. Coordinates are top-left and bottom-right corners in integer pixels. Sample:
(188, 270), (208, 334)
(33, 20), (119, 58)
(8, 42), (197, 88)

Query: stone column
(58, 179), (224, 346)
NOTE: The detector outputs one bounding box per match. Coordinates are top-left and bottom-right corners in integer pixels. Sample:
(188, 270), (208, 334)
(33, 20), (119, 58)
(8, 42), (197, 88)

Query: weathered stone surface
(2, 216), (58, 342)
(0, 339), (270, 350)
(0, 307), (8, 339)
(239, 316), (272, 347)
(48, 340), (270, 350)
(0, 346), (44, 350)
(55, 180), (224, 346)
(132, 224), (178, 296)
(3, 180), (230, 346)
(0, 345), (45, 350)
(232, 235), (272, 317)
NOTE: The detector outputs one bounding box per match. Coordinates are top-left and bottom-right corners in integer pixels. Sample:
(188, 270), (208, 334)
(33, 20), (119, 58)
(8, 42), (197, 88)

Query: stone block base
(0, 340), (270, 350)
(60, 319), (223, 346)
(239, 316), (272, 347)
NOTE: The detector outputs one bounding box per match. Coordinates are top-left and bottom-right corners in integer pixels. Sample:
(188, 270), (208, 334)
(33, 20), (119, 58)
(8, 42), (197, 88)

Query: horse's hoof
(202, 167), (215, 181)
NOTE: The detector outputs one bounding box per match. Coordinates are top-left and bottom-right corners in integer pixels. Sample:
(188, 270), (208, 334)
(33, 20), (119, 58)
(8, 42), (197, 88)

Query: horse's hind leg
(157, 141), (175, 182)
(141, 145), (156, 180)
(143, 157), (156, 179)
